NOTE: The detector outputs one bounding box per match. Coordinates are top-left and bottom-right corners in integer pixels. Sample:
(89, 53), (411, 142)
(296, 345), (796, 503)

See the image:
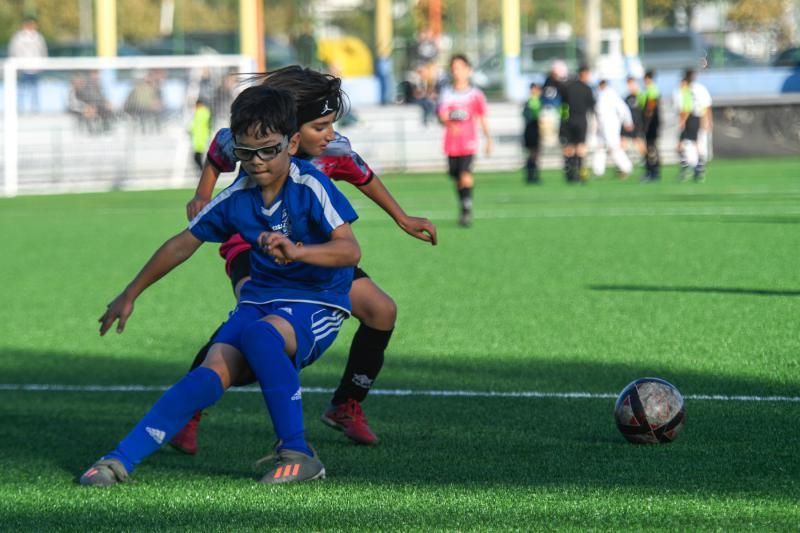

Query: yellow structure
(95, 0), (117, 57)
(239, 0), (265, 70)
(621, 0), (639, 56)
(317, 37), (374, 77)
(502, 0), (520, 58)
(375, 0), (393, 61)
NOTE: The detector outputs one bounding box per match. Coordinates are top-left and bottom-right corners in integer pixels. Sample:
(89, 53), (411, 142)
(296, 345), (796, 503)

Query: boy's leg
(80, 362), (228, 486)
(457, 157), (475, 226)
(324, 273), (393, 445)
(241, 305), (346, 483)
(170, 251), (252, 454)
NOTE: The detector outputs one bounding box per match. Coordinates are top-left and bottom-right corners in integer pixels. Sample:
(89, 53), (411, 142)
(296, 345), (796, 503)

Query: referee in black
(562, 65), (596, 183)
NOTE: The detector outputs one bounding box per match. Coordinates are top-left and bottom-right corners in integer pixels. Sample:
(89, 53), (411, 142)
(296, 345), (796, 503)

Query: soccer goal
(2, 54), (254, 197)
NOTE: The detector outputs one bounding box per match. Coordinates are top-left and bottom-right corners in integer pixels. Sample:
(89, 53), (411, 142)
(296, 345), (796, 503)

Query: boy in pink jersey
(436, 54), (492, 227)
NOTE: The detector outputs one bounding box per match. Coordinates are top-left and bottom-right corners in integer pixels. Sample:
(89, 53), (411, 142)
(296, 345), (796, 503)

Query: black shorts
(621, 123), (644, 139)
(229, 249), (251, 292)
(523, 123), (540, 149)
(447, 155), (474, 179)
(229, 250), (369, 291)
(564, 118), (588, 145)
(680, 115), (700, 142)
(353, 266), (369, 280)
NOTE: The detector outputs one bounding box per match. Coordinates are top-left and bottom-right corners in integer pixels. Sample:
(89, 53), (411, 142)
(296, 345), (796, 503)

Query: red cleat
(320, 399), (379, 445)
(169, 411), (202, 455)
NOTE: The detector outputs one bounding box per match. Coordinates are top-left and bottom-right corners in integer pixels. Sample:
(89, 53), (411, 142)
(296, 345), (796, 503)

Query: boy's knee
(240, 321), (286, 358)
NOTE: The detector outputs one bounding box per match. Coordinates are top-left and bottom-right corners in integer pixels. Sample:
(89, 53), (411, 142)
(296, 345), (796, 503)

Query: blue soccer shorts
(213, 301), (348, 369)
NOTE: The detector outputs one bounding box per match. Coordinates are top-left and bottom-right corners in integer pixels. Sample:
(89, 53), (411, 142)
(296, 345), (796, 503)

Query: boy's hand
(484, 137), (493, 156)
(99, 292), (135, 336)
(258, 232), (302, 264)
(398, 215), (438, 245)
(186, 194), (211, 221)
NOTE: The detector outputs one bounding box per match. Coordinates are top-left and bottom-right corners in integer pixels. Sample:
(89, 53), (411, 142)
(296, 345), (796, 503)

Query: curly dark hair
(244, 65), (350, 124)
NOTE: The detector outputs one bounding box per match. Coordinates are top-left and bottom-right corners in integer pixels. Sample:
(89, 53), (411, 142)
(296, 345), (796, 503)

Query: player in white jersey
(592, 80), (634, 178)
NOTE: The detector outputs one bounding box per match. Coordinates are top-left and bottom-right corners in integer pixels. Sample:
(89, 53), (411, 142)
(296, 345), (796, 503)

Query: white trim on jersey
(188, 174), (255, 230)
(288, 163), (347, 230)
(237, 297), (352, 317)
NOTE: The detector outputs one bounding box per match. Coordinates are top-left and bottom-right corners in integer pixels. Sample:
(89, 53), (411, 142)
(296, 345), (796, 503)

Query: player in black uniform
(641, 70), (661, 181)
(522, 82), (542, 184)
(622, 76), (646, 163)
(562, 65), (596, 183)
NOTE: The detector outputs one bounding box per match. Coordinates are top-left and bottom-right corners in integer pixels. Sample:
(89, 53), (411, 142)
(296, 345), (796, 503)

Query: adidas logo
(291, 388), (302, 401)
(146, 426), (166, 444)
(279, 307), (293, 315)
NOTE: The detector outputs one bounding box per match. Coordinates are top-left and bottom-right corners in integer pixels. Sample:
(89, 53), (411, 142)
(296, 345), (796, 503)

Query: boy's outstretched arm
(186, 160), (222, 220)
(99, 230), (203, 335)
(259, 224), (360, 268)
(356, 177), (438, 245)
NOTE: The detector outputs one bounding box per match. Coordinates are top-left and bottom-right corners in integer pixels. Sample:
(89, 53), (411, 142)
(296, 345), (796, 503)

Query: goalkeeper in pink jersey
(172, 66), (437, 452)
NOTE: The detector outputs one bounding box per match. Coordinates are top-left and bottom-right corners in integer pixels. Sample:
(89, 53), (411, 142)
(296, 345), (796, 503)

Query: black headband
(296, 94), (340, 125)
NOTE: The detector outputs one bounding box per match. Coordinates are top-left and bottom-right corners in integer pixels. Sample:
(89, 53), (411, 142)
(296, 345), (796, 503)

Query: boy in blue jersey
(79, 86), (360, 486)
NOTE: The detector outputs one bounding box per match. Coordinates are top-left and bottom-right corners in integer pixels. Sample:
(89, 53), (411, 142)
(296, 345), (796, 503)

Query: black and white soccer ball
(614, 377), (685, 444)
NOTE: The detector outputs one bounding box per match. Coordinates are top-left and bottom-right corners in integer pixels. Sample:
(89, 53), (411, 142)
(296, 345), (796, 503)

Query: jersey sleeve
(309, 175), (359, 236)
(473, 89), (488, 117)
(313, 134), (375, 186)
(188, 192), (237, 243)
(206, 128), (238, 173)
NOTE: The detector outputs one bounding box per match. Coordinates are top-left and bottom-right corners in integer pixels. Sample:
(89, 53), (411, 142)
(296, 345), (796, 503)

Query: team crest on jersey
(268, 207), (292, 238)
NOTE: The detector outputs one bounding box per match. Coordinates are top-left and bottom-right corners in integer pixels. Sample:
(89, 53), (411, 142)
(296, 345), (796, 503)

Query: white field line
(0, 383), (798, 402)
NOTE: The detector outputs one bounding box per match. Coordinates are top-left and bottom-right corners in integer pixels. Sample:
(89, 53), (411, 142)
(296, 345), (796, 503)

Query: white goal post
(2, 54), (254, 197)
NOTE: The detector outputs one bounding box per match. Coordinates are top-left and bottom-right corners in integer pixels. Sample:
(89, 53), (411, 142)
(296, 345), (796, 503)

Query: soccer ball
(614, 377), (685, 444)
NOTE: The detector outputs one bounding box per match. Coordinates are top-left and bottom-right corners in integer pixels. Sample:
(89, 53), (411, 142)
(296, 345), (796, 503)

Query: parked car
(473, 30), (638, 94)
(705, 44), (758, 68)
(771, 46), (800, 67)
(639, 30), (708, 71)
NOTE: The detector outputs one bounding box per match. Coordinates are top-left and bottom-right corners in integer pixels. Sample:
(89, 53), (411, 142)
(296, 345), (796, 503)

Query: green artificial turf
(1, 158), (798, 531)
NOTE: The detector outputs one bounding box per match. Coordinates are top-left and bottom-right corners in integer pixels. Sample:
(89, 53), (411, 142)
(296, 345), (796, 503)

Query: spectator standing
(9, 16), (48, 113)
(189, 99), (212, 170)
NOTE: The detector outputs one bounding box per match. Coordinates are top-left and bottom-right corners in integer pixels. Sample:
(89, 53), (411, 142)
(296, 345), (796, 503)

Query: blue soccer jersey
(189, 158), (358, 313)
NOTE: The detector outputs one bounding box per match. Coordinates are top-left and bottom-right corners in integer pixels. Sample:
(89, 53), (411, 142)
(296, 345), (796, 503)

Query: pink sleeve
(206, 128), (237, 173)
(474, 90), (488, 117)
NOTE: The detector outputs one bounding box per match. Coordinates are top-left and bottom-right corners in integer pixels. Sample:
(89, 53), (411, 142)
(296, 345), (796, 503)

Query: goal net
(2, 54), (254, 197)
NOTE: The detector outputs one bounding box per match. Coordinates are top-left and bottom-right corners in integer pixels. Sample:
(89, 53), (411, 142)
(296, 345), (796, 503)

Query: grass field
(1, 158), (799, 531)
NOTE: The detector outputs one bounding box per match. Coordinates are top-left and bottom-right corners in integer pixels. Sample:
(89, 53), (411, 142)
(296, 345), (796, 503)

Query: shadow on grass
(589, 284), (800, 297)
(1, 347), (798, 501)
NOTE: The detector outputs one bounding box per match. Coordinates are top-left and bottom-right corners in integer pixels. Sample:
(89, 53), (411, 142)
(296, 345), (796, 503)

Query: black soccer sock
(525, 157), (538, 182)
(565, 156), (576, 182)
(331, 324), (393, 405)
(458, 187), (473, 215)
(188, 323), (225, 371)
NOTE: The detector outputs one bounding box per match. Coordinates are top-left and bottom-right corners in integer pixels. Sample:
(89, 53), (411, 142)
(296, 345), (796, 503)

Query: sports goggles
(232, 136), (288, 162)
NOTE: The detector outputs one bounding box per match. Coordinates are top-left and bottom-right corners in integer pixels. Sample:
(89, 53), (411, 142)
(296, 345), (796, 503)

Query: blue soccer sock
(104, 367), (224, 472)
(240, 320), (311, 457)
